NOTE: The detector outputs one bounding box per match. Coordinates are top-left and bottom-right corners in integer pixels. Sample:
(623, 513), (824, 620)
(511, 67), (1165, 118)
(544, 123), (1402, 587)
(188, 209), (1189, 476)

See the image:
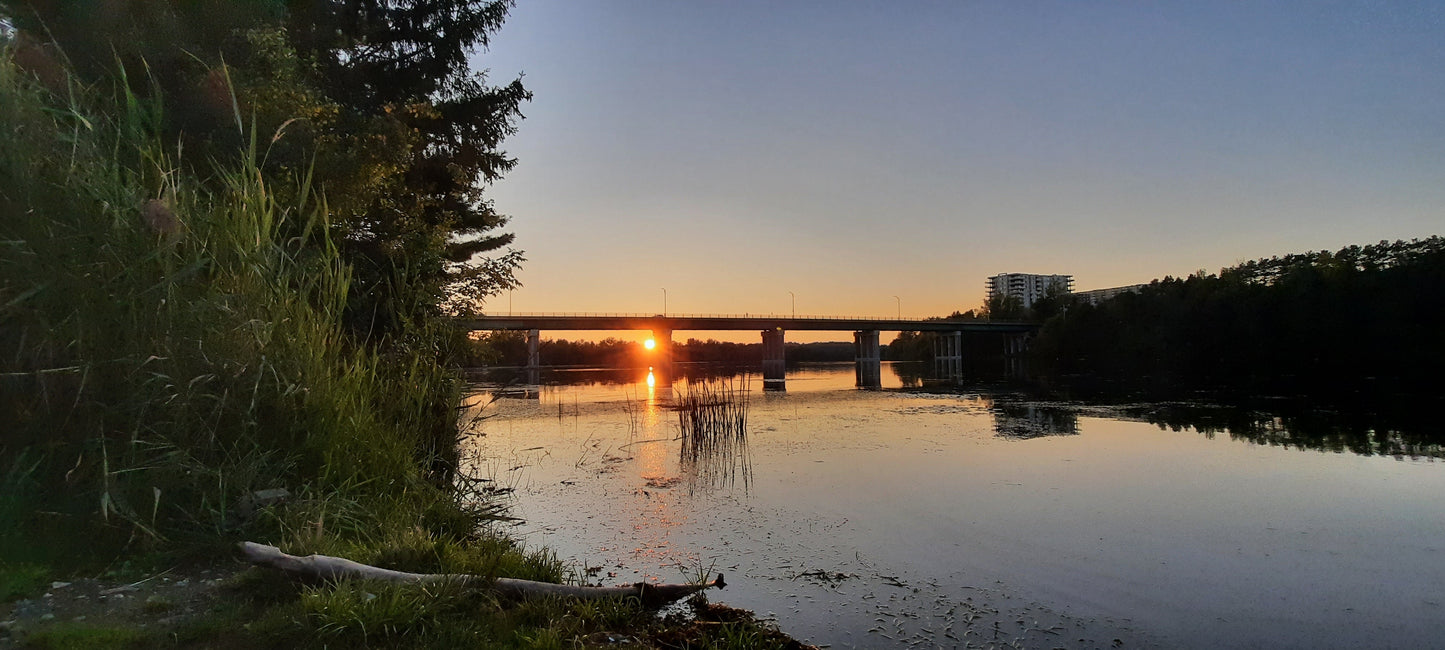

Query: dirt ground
(0, 565), (236, 647)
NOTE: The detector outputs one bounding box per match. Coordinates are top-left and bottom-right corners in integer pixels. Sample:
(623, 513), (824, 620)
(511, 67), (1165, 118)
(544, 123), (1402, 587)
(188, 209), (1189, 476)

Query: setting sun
(643, 338), (656, 350)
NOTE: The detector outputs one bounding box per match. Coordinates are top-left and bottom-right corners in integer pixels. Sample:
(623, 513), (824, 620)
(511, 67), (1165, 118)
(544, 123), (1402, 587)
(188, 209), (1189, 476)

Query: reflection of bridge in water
(460, 313), (1038, 390)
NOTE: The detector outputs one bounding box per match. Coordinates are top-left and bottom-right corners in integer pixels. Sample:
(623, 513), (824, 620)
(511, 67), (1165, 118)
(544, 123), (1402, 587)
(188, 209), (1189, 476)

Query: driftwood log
(238, 542), (724, 607)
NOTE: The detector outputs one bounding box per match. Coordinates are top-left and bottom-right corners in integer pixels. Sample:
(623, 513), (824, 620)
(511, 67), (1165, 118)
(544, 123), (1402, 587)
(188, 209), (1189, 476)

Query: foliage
(0, 11), (813, 650)
(19, 624), (150, 650)
(982, 293), (1025, 320)
(1029, 238), (1445, 396)
(887, 311), (1018, 378)
(4, 0), (529, 339)
(0, 562), (49, 603)
(0, 47), (465, 552)
(281, 0), (531, 324)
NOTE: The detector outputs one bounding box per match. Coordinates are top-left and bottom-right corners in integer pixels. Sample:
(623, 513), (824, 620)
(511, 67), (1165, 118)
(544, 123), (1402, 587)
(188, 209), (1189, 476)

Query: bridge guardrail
(469, 312), (1028, 324)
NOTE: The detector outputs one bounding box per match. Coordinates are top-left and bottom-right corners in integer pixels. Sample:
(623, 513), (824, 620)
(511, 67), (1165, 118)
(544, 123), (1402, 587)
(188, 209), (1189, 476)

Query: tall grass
(0, 39), (805, 650)
(675, 376), (752, 491)
(0, 51), (471, 554)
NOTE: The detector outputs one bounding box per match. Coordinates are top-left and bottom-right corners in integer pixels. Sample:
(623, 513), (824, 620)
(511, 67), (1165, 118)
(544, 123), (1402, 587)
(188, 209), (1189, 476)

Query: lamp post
(789, 291), (795, 318)
(661, 288), (667, 316)
(893, 295), (901, 319)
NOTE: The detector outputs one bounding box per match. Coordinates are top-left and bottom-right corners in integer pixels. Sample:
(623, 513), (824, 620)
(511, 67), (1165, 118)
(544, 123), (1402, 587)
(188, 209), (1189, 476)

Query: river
(463, 362), (1445, 649)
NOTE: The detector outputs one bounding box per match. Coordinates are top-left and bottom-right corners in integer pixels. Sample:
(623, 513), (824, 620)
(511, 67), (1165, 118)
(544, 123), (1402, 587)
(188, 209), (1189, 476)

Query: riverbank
(1, 557), (811, 649)
(0, 48), (806, 649)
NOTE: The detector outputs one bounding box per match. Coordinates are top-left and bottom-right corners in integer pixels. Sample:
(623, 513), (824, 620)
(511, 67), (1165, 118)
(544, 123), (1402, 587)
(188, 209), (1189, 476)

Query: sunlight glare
(644, 338), (656, 350)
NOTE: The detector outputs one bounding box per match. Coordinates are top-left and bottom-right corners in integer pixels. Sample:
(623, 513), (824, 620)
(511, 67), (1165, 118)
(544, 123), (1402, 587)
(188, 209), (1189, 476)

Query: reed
(675, 375), (753, 490)
(0, 52), (473, 553)
(0, 36), (799, 650)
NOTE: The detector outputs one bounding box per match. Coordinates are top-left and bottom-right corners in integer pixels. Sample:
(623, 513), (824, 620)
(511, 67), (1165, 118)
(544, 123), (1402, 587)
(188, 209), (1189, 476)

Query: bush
(0, 50), (464, 551)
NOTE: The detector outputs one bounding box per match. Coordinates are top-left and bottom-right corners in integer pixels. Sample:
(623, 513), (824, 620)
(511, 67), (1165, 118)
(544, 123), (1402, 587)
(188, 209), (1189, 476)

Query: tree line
(887, 310), (1021, 380)
(1028, 237), (1445, 397)
(466, 335), (870, 367)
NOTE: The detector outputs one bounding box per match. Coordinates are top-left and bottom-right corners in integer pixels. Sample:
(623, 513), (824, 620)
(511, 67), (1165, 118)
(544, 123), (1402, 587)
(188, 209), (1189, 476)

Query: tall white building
(985, 273), (1074, 309)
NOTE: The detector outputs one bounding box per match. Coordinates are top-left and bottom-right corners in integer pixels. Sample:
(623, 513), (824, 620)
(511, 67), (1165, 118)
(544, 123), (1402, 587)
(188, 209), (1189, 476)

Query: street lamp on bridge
(789, 291), (795, 318)
(661, 287), (667, 316)
(893, 295), (901, 319)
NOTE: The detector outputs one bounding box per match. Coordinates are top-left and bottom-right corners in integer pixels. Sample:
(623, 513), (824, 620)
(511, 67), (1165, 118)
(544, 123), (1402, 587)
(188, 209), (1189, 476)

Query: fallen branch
(238, 542), (724, 607)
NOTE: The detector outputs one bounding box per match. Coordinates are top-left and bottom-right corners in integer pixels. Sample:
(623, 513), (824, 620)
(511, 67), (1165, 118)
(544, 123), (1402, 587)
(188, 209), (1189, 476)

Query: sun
(644, 338), (656, 350)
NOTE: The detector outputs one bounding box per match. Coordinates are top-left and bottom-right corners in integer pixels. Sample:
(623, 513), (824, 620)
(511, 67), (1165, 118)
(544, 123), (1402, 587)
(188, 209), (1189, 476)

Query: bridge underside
(465, 315), (1035, 391)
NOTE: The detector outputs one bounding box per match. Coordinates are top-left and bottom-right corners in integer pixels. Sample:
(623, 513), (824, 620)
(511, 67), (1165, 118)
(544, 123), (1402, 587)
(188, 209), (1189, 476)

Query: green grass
(0, 46), (800, 650)
(0, 40), (468, 556)
(21, 625), (150, 650)
(0, 563), (50, 603)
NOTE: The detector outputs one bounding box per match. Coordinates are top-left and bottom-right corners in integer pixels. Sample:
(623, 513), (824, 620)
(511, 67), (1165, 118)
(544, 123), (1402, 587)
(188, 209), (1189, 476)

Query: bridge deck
(460, 313), (1035, 333)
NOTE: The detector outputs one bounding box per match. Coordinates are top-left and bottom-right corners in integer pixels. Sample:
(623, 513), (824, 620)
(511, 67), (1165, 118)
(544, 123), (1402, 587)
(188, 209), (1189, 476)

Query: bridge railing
(472, 311), (1026, 324)
(479, 311), (897, 320)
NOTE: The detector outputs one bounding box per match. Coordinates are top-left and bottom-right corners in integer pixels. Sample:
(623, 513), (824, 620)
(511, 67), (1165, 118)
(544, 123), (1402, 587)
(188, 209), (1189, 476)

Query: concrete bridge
(460, 313), (1037, 390)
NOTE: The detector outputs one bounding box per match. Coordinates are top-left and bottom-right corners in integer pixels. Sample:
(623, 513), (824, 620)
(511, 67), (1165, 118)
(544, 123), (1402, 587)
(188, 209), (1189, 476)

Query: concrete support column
(934, 331), (963, 382)
(651, 328), (673, 385)
(855, 330), (881, 389)
(1004, 333), (1030, 379)
(525, 329), (540, 384)
(761, 329), (786, 391)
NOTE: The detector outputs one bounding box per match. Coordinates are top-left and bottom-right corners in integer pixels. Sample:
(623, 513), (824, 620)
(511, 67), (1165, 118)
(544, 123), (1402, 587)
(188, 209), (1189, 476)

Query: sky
(472, 1), (1444, 342)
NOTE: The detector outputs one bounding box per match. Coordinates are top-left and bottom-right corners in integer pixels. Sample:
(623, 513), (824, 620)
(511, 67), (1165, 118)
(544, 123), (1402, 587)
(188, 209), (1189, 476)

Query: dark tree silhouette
(1029, 237), (1445, 398)
(6, 0), (531, 337)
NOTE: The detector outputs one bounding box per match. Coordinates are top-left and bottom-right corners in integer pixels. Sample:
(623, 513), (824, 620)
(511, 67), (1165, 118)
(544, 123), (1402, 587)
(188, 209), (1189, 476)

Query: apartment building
(985, 273), (1074, 309)
(1074, 284), (1147, 305)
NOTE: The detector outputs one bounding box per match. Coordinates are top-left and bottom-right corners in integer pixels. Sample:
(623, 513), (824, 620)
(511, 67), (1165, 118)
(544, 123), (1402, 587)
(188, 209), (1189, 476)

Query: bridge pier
(1004, 332), (1030, 379)
(651, 328), (673, 385)
(761, 329), (786, 391)
(854, 330), (881, 389)
(525, 329), (540, 385)
(934, 331), (963, 382)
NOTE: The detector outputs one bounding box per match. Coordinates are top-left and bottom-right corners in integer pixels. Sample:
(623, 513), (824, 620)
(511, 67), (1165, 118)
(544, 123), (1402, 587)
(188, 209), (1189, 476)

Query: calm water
(464, 363), (1445, 649)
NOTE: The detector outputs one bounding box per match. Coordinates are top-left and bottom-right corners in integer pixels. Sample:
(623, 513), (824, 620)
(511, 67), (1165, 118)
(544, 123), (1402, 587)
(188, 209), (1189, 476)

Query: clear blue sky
(474, 1), (1443, 338)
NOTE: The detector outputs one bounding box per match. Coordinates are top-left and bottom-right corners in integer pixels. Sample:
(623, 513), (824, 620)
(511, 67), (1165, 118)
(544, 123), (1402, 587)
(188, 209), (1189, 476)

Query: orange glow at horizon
(644, 338), (656, 350)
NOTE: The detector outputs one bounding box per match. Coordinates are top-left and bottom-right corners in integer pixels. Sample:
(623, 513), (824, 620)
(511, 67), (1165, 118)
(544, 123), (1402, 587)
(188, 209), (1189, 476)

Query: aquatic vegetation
(675, 376), (753, 491)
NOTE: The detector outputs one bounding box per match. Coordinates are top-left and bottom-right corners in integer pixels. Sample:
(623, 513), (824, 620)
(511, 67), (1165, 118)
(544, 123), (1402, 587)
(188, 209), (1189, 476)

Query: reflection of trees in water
(676, 377), (753, 493)
(1128, 404), (1445, 459)
(471, 363), (761, 389)
(891, 361), (927, 389)
(991, 403), (1079, 439)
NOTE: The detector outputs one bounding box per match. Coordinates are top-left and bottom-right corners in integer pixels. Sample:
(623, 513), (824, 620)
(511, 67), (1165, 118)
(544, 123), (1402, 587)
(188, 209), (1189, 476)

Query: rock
(49, 582), (71, 590)
(10, 598), (52, 620)
(39, 613), (54, 622)
(145, 594), (173, 612)
(234, 488), (291, 519)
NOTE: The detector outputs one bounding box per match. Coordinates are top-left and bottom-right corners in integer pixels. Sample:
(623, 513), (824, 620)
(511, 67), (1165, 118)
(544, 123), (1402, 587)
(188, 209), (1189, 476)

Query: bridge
(460, 312), (1037, 390)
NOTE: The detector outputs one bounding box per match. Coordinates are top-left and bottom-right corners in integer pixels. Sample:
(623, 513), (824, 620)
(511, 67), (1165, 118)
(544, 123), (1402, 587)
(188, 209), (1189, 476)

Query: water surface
(464, 363), (1445, 649)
